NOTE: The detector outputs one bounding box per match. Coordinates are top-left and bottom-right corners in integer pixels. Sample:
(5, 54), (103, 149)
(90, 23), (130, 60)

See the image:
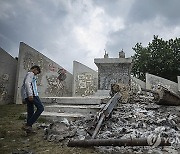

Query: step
(41, 111), (87, 121)
(44, 104), (103, 115)
(93, 90), (110, 97)
(41, 96), (108, 105)
(21, 111), (86, 121)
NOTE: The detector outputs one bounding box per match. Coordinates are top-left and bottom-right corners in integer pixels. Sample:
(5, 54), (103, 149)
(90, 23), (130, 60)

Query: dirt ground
(0, 104), (98, 154)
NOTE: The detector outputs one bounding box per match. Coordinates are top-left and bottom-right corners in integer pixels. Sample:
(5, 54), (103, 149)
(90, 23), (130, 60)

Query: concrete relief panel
(97, 64), (131, 90)
(75, 73), (97, 96)
(23, 51), (49, 85)
(45, 70), (68, 96)
(0, 47), (17, 104)
(146, 73), (178, 94)
(14, 42), (73, 104)
(73, 61), (98, 96)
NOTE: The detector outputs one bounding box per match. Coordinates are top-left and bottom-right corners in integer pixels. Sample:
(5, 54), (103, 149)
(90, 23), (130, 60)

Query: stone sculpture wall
(73, 61), (98, 96)
(0, 47), (17, 104)
(146, 73), (178, 94)
(14, 42), (73, 104)
(98, 64), (131, 90)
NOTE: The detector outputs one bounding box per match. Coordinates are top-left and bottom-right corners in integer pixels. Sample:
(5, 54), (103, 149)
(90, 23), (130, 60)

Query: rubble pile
(43, 120), (76, 142)
(41, 85), (180, 153)
(95, 102), (180, 153)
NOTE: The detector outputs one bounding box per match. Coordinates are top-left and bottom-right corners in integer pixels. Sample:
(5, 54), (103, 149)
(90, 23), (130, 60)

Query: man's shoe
(21, 124), (32, 132)
(27, 129), (37, 134)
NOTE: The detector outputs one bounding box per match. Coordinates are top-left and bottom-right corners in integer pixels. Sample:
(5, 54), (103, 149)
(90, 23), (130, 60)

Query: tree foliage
(132, 35), (180, 82)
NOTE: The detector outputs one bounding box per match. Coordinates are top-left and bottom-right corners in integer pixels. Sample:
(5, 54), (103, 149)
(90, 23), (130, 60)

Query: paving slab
(41, 96), (108, 105)
(22, 111), (86, 121)
(44, 104), (104, 114)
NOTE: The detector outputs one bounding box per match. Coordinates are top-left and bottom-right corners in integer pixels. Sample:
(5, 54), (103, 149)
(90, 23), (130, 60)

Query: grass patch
(0, 104), (98, 154)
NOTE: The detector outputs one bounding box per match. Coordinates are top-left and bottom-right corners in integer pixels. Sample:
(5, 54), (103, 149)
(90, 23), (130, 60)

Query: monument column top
(94, 57), (132, 65)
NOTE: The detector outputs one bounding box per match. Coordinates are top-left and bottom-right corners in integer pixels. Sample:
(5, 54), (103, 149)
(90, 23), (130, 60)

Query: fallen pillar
(141, 87), (180, 106)
(157, 87), (180, 106)
(87, 92), (121, 138)
(68, 138), (171, 147)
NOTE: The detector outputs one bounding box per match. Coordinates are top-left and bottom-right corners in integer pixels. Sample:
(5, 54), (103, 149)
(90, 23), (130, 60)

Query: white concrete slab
(45, 104), (104, 114)
(22, 111), (86, 121)
(41, 96), (107, 105)
(146, 73), (178, 94)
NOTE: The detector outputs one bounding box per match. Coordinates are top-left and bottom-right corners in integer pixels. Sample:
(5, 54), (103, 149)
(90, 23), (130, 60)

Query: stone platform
(41, 96), (108, 105)
(25, 96), (110, 121)
(45, 104), (104, 115)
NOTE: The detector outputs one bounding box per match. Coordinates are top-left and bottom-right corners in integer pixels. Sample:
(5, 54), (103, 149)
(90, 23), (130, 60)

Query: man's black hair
(31, 65), (41, 74)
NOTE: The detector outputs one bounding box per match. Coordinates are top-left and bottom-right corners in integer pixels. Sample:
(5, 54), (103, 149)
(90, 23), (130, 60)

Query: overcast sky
(0, 0), (180, 72)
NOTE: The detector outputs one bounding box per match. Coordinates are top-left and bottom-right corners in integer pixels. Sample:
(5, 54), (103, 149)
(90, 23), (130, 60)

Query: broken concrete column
(156, 87), (180, 106)
(68, 138), (171, 147)
(142, 87), (180, 106)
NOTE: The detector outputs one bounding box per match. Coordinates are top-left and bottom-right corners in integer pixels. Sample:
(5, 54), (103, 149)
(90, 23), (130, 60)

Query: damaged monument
(1, 41), (180, 153)
(40, 52), (180, 154)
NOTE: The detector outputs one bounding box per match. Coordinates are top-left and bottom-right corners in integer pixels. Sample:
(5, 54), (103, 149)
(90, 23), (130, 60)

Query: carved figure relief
(99, 64), (131, 90)
(57, 69), (67, 81)
(23, 52), (49, 85)
(45, 69), (68, 96)
(75, 73), (97, 96)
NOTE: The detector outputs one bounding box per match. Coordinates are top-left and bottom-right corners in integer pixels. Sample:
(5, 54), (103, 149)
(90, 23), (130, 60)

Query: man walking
(21, 65), (44, 132)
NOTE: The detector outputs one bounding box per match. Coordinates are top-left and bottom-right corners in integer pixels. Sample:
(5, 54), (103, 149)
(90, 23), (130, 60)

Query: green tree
(132, 35), (180, 82)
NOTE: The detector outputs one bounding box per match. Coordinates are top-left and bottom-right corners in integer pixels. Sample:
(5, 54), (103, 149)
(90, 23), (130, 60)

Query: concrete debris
(43, 120), (76, 142)
(11, 149), (34, 154)
(68, 138), (170, 147)
(87, 92), (121, 138)
(141, 86), (180, 106)
(110, 83), (130, 104)
(40, 83), (180, 153)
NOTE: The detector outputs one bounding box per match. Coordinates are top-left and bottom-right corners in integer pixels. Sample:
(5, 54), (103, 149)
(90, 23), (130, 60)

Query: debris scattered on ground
(43, 120), (76, 142)
(11, 149), (34, 154)
(38, 83), (180, 153)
